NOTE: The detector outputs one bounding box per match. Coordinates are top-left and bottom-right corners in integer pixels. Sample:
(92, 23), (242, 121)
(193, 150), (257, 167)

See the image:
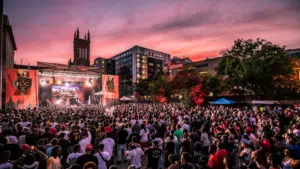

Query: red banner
(102, 75), (119, 106)
(5, 69), (39, 109)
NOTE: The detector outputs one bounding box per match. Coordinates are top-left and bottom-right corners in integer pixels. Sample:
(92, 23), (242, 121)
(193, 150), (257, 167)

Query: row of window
(78, 48), (88, 59)
(115, 51), (132, 60)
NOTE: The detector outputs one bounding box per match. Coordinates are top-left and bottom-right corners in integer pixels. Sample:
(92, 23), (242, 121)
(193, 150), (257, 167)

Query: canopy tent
(120, 96), (133, 101)
(251, 100), (280, 105)
(210, 98), (236, 105)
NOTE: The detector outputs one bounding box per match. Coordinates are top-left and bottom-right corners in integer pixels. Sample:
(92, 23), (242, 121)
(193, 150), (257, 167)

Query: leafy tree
(201, 74), (223, 96)
(216, 38), (297, 96)
(148, 75), (170, 102)
(135, 78), (151, 96)
(169, 68), (200, 94)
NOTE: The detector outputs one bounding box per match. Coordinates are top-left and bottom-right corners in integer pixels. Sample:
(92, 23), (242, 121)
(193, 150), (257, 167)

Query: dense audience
(0, 103), (300, 169)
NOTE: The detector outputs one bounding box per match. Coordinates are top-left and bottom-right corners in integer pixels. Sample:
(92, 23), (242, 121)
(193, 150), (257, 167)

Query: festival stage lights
(65, 82), (70, 86)
(57, 80), (62, 85)
(40, 80), (47, 86)
(55, 100), (61, 104)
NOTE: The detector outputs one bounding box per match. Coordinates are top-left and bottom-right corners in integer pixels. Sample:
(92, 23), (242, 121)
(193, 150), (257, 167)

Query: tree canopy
(216, 38), (298, 96)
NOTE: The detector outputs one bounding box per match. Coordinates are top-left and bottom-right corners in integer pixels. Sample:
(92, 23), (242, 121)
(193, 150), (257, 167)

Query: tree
(216, 38), (297, 96)
(201, 74), (223, 96)
(148, 75), (170, 102)
(190, 79), (206, 105)
(135, 78), (151, 96)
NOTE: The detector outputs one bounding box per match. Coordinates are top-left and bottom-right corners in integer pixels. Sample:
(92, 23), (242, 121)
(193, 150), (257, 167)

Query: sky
(4, 0), (300, 65)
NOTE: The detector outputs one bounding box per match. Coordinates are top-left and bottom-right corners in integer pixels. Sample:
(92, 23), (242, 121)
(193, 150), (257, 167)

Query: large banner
(5, 69), (39, 109)
(102, 75), (119, 106)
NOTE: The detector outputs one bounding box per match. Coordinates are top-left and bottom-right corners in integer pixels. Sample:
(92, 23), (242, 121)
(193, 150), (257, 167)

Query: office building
(91, 57), (115, 75)
(166, 57), (222, 78)
(110, 45), (170, 95)
(73, 27), (90, 66)
(1, 14), (17, 108)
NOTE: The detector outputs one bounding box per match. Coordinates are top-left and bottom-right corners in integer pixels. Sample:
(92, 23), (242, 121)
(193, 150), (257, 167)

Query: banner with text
(5, 69), (39, 109)
(102, 75), (119, 106)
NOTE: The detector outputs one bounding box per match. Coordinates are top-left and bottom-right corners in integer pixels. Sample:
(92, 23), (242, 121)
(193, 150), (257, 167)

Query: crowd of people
(0, 103), (300, 169)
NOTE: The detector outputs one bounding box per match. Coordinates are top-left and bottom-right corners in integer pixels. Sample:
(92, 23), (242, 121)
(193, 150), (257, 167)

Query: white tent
(251, 100), (280, 105)
(120, 96), (132, 101)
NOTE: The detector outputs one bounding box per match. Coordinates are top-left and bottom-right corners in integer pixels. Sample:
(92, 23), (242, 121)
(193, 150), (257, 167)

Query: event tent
(210, 98), (236, 105)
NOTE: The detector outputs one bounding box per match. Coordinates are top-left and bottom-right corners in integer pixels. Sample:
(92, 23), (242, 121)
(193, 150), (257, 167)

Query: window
(137, 63), (140, 68)
(79, 48), (81, 58)
(149, 63), (154, 66)
(85, 48), (88, 58)
(95, 60), (98, 64)
(82, 48), (84, 58)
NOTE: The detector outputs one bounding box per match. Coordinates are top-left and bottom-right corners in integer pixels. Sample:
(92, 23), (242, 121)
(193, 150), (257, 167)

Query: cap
(246, 127), (253, 133)
(61, 125), (66, 130)
(86, 144), (93, 151)
(46, 121), (51, 126)
(20, 144), (30, 150)
(241, 139), (251, 145)
(49, 128), (57, 135)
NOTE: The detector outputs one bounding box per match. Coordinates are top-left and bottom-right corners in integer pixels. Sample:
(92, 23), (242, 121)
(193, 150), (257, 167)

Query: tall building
(73, 27), (90, 66)
(110, 45), (170, 96)
(1, 14), (17, 108)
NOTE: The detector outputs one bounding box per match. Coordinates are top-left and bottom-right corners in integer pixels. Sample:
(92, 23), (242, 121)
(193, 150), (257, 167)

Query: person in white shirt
(57, 125), (70, 140)
(94, 143), (111, 169)
(139, 124), (149, 150)
(66, 144), (82, 167)
(127, 144), (144, 169)
(101, 133), (115, 158)
(200, 127), (210, 154)
(79, 130), (91, 154)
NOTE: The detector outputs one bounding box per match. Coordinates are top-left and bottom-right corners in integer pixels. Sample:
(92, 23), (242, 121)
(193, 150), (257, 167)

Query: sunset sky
(4, 0), (300, 65)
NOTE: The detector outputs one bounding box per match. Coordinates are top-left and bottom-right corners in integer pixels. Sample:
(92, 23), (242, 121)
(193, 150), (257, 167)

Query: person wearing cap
(57, 125), (70, 140)
(144, 140), (163, 169)
(239, 138), (252, 168)
(76, 144), (98, 169)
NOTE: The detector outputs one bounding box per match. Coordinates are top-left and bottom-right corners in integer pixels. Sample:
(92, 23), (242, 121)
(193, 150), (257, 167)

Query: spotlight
(65, 82), (70, 86)
(85, 80), (92, 87)
(57, 80), (62, 85)
(40, 80), (47, 86)
(55, 100), (61, 104)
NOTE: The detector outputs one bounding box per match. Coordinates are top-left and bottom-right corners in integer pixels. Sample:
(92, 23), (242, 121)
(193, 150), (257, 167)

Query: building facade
(286, 48), (300, 82)
(166, 57), (222, 78)
(110, 45), (170, 95)
(73, 27), (90, 66)
(1, 15), (17, 108)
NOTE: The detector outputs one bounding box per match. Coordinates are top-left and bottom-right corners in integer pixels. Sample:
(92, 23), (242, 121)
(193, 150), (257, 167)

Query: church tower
(73, 27), (90, 66)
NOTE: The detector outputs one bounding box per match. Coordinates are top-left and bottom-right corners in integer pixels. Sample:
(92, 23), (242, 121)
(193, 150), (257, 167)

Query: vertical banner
(5, 68), (38, 109)
(102, 75), (119, 106)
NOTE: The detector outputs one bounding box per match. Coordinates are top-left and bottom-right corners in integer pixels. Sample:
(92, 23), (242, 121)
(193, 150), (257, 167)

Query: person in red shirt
(209, 142), (228, 169)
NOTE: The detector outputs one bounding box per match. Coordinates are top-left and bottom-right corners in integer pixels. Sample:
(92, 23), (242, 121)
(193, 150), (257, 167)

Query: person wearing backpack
(94, 143), (111, 169)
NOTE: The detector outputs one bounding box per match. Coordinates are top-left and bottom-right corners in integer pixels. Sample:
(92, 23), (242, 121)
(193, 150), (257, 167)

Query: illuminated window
(137, 63), (140, 68)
